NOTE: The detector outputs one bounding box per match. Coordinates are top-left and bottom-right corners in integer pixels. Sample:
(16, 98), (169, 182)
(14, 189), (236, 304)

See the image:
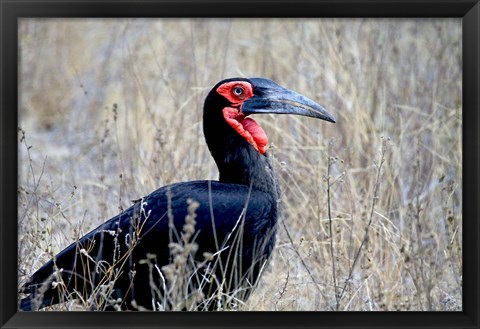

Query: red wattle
(239, 117), (268, 154)
(222, 107), (269, 155)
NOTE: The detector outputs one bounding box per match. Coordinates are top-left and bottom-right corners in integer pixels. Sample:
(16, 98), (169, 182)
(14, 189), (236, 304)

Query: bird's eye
(233, 86), (244, 96)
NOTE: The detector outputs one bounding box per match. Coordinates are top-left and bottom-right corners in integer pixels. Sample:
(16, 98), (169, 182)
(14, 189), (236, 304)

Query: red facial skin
(216, 81), (268, 155)
(216, 81), (254, 104)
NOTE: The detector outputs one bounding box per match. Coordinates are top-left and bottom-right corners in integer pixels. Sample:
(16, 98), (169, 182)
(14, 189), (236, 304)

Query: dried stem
(337, 138), (388, 305)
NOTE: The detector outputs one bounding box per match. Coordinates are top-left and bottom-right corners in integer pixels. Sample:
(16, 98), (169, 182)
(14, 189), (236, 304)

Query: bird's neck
(206, 128), (280, 199)
(222, 148), (278, 197)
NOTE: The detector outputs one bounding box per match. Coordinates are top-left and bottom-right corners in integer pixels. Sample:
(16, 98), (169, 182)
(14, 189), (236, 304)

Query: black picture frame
(1, 1), (478, 328)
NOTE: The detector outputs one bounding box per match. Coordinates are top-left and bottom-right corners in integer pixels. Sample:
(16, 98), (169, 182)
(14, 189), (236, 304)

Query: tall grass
(18, 18), (462, 311)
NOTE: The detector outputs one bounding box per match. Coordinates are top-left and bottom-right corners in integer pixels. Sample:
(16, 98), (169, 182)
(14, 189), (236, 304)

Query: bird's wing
(20, 180), (275, 309)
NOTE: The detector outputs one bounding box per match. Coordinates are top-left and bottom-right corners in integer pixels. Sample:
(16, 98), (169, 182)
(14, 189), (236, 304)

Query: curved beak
(242, 78), (336, 123)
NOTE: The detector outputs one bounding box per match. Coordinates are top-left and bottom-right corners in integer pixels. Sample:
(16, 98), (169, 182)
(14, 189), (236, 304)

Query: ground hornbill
(19, 77), (335, 311)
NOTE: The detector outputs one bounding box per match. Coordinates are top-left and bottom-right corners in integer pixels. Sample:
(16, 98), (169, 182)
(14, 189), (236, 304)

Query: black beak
(242, 78), (336, 123)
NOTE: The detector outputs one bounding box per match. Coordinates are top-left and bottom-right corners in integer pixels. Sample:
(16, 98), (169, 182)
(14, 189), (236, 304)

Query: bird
(19, 77), (335, 311)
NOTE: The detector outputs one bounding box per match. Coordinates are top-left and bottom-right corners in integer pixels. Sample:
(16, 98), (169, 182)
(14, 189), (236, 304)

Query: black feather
(20, 181), (277, 310)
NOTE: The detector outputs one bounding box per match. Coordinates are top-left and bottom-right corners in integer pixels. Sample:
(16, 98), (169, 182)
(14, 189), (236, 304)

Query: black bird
(19, 77), (335, 311)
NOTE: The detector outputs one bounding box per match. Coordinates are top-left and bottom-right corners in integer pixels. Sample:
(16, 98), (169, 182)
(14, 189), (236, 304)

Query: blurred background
(18, 18), (462, 311)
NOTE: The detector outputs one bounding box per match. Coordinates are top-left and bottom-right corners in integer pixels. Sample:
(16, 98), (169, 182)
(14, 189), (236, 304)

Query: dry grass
(18, 18), (462, 311)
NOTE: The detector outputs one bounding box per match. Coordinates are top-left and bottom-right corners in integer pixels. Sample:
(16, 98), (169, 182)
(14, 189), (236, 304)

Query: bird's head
(204, 77), (336, 155)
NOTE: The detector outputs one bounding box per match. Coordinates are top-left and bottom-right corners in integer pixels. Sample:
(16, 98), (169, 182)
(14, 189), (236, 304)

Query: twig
(280, 218), (334, 311)
(326, 156), (340, 309)
(337, 137), (388, 305)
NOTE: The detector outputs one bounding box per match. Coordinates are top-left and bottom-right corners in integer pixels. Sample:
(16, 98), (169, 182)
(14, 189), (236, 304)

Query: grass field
(18, 18), (462, 311)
